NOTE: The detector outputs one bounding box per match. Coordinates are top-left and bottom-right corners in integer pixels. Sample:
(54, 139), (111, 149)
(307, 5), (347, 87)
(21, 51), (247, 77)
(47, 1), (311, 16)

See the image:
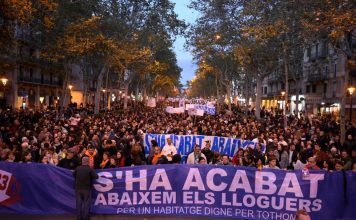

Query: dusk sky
(171, 0), (199, 86)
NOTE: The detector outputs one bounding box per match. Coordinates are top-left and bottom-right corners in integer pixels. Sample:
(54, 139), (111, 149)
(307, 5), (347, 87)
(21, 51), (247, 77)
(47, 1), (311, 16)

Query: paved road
(0, 215), (244, 220)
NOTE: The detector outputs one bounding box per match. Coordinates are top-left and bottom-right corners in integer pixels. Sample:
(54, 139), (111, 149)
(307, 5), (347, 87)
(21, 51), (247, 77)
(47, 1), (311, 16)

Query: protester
(116, 151), (125, 167)
(305, 156), (320, 170)
(0, 99), (354, 173)
(161, 137), (177, 162)
(217, 154), (232, 166)
(187, 144), (206, 164)
(295, 209), (311, 220)
(149, 146), (163, 165)
(199, 157), (207, 164)
(109, 155), (118, 168)
(83, 145), (100, 169)
(99, 152), (111, 169)
(201, 140), (213, 164)
(73, 157), (98, 220)
(263, 156), (280, 169)
(58, 149), (79, 170)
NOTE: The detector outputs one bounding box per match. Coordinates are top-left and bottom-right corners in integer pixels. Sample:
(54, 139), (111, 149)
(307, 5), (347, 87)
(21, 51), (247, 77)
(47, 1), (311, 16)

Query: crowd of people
(0, 100), (356, 173)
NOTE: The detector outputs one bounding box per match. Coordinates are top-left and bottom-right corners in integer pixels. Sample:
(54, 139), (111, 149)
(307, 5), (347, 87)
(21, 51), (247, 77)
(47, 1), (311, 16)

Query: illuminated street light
(1, 77), (8, 107)
(347, 86), (355, 96)
(1, 78), (8, 86)
(348, 86), (355, 123)
(68, 85), (73, 104)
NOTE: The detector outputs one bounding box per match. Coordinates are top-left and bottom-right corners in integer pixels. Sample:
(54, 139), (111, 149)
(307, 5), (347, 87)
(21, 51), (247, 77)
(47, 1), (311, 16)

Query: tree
(302, 0), (356, 143)
(234, 0), (284, 120)
(187, 0), (242, 112)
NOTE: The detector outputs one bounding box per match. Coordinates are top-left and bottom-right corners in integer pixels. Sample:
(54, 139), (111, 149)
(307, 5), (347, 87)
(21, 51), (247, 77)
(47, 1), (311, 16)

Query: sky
(171, 0), (199, 86)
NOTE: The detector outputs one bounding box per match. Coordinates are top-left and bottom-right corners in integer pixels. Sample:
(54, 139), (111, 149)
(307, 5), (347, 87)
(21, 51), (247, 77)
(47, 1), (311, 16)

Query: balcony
(17, 76), (62, 87)
(267, 74), (283, 83)
(267, 91), (280, 97)
(17, 55), (63, 69)
(307, 73), (328, 82)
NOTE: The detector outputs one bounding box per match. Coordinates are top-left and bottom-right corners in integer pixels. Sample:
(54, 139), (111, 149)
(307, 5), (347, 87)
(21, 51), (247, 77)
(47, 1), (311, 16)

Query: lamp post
(281, 91), (286, 128)
(347, 86), (355, 123)
(281, 91), (286, 112)
(1, 78), (8, 108)
(102, 89), (106, 110)
(68, 85), (73, 105)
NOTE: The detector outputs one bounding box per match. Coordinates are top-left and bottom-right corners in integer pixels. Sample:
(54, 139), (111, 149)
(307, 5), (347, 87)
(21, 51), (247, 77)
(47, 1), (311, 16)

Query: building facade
(0, 25), (64, 110)
(261, 32), (355, 119)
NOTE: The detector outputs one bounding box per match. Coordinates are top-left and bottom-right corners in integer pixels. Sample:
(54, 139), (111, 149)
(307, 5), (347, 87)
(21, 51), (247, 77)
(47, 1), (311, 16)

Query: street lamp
(347, 86), (355, 123)
(1, 78), (8, 108)
(102, 89), (106, 110)
(1, 78), (8, 87)
(281, 91), (286, 111)
(68, 85), (73, 104)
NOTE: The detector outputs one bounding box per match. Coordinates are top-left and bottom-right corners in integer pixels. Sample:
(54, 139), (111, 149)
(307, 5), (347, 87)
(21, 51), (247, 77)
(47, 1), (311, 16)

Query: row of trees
(186, 0), (355, 140)
(0, 0), (186, 113)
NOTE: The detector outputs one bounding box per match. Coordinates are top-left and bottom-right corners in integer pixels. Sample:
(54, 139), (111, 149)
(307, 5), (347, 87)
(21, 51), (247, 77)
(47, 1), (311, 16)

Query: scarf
(100, 159), (109, 169)
(84, 150), (97, 168)
(152, 154), (161, 165)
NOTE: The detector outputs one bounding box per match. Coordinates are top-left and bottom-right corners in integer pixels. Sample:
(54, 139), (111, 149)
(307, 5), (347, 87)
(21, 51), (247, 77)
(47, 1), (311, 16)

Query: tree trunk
(283, 45), (289, 129)
(143, 88), (147, 104)
(94, 66), (106, 114)
(245, 73), (251, 108)
(255, 74), (262, 119)
(227, 80), (232, 112)
(215, 72), (220, 114)
(94, 78), (102, 114)
(107, 89), (111, 111)
(59, 63), (70, 115)
(340, 60), (350, 145)
(295, 79), (300, 117)
(105, 67), (109, 111)
(124, 84), (128, 110)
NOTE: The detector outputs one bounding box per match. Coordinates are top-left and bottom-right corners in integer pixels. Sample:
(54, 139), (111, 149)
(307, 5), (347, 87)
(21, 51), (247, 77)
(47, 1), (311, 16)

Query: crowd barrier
(0, 162), (355, 220)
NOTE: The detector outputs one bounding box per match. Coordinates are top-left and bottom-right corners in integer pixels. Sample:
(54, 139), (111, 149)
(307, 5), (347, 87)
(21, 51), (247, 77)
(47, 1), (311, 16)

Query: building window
(333, 82), (336, 97)
(307, 47), (311, 58)
(306, 85), (310, 93)
(312, 84), (316, 93)
(334, 63), (337, 77)
(264, 87), (267, 94)
(29, 68), (33, 80)
(316, 43), (319, 58)
(323, 83), (327, 94)
(50, 72), (53, 84)
(19, 66), (24, 79)
(41, 73), (44, 84)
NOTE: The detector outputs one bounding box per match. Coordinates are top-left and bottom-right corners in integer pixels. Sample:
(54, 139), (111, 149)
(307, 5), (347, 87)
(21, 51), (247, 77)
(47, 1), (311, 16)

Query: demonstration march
(0, 100), (355, 220)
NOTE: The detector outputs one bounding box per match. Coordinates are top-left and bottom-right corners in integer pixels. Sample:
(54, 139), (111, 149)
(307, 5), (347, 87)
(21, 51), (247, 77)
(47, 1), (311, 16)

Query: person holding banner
(161, 137), (177, 162)
(73, 157), (98, 220)
(187, 144), (206, 164)
(217, 154), (232, 166)
(202, 140), (213, 164)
